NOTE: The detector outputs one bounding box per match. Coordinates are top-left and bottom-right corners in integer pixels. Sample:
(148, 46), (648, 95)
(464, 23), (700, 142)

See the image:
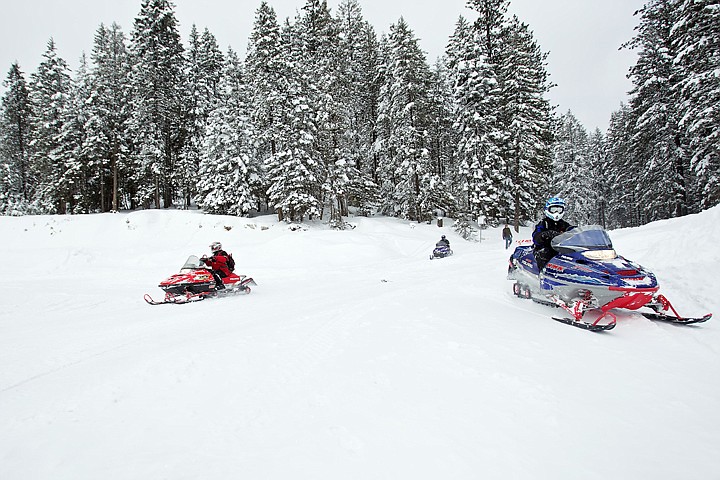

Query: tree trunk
(112, 159), (118, 212)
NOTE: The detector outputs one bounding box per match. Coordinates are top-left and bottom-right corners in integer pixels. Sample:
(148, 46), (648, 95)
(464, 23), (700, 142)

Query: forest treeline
(0, 0), (717, 229)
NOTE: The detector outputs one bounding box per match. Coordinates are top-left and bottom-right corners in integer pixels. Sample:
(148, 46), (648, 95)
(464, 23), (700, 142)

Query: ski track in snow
(1, 209), (719, 479)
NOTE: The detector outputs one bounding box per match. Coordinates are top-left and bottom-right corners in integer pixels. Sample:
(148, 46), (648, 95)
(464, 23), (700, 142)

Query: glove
(543, 230), (560, 240)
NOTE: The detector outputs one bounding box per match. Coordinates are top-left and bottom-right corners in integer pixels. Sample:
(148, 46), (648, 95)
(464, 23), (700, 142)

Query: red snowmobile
(144, 255), (257, 305)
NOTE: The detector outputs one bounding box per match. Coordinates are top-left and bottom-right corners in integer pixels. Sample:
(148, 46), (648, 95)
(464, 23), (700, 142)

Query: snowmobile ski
(143, 292), (209, 306)
(551, 316), (617, 332)
(641, 312), (712, 325)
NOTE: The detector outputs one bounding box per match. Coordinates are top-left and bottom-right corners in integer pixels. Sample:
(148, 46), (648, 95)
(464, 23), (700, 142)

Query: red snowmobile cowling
(145, 255), (257, 305)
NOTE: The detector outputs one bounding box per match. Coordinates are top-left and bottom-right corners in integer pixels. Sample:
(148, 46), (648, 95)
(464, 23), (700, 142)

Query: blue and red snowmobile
(430, 245), (453, 260)
(144, 255), (256, 305)
(507, 225), (712, 331)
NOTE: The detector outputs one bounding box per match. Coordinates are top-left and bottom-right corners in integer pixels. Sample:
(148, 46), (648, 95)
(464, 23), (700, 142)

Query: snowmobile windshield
(180, 255), (203, 270)
(551, 225), (614, 253)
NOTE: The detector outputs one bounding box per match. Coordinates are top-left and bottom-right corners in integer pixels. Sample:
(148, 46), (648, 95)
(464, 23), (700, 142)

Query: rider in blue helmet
(532, 197), (575, 272)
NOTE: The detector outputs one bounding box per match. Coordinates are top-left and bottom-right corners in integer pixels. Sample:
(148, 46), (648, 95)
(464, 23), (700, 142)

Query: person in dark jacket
(436, 235), (450, 248)
(532, 197), (575, 272)
(502, 224), (513, 249)
(201, 241), (233, 289)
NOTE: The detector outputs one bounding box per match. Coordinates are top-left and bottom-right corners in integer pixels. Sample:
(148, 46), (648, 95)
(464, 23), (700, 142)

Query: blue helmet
(544, 197), (566, 221)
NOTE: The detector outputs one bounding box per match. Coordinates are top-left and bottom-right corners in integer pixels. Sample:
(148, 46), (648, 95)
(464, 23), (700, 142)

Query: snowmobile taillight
(581, 249), (617, 261)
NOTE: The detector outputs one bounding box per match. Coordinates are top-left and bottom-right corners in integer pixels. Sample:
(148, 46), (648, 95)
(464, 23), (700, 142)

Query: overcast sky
(0, 0), (645, 131)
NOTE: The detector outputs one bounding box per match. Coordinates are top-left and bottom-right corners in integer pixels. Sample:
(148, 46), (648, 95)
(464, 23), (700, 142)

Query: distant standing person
(502, 224), (513, 249)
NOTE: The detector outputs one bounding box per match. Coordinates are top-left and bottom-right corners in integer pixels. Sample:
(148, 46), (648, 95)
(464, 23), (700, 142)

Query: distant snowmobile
(507, 225), (711, 331)
(430, 245), (453, 260)
(144, 255), (256, 305)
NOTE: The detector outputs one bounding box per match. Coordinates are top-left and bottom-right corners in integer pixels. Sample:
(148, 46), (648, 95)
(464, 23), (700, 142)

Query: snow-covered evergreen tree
(245, 1), (288, 214)
(672, 0), (720, 209)
(587, 128), (608, 227)
(498, 16), (554, 227)
(551, 111), (593, 224)
(28, 38), (72, 213)
(296, 0), (351, 226)
(127, 0), (186, 209)
(0, 63), (33, 214)
(196, 48), (258, 216)
(466, 0), (511, 206)
(54, 54), (93, 213)
(334, 0), (381, 218)
(426, 59), (457, 199)
(376, 18), (446, 221)
(625, 0), (689, 222)
(445, 15), (503, 222)
(264, 18), (323, 222)
(246, 2), (284, 167)
(86, 22), (131, 212)
(179, 25), (224, 208)
(604, 104), (642, 228)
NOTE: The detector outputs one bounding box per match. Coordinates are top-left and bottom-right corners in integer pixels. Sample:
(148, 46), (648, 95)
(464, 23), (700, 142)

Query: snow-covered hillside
(1, 208), (719, 479)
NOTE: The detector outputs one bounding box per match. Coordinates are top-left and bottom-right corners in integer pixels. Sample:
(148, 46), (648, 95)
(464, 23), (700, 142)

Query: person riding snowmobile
(436, 235), (450, 248)
(201, 241), (234, 290)
(532, 197), (575, 273)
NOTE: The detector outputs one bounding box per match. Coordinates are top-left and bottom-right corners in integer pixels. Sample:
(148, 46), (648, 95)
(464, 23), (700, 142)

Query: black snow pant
(211, 270), (226, 289)
(533, 247), (556, 273)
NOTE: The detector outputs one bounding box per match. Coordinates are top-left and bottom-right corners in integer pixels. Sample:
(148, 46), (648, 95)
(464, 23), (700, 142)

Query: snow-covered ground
(1, 207), (719, 479)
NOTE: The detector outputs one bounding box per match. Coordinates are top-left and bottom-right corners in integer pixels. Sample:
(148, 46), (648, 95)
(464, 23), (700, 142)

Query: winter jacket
(502, 226), (512, 239)
(203, 250), (232, 278)
(532, 218), (574, 270)
(532, 218), (573, 249)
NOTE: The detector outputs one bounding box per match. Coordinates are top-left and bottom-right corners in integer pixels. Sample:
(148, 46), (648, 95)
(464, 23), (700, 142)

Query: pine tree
(587, 128), (608, 227)
(264, 18), (323, 222)
(246, 2), (285, 166)
(672, 0), (720, 209)
(128, 0), (186, 209)
(605, 104), (641, 228)
(551, 111), (593, 224)
(54, 54), (93, 213)
(445, 15), (503, 221)
(498, 16), (554, 227)
(296, 0), (350, 226)
(376, 18), (450, 221)
(426, 59), (456, 195)
(624, 0), (689, 222)
(180, 25), (224, 208)
(196, 48), (258, 216)
(0, 63), (33, 213)
(335, 0), (381, 218)
(28, 38), (72, 213)
(86, 22), (131, 212)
